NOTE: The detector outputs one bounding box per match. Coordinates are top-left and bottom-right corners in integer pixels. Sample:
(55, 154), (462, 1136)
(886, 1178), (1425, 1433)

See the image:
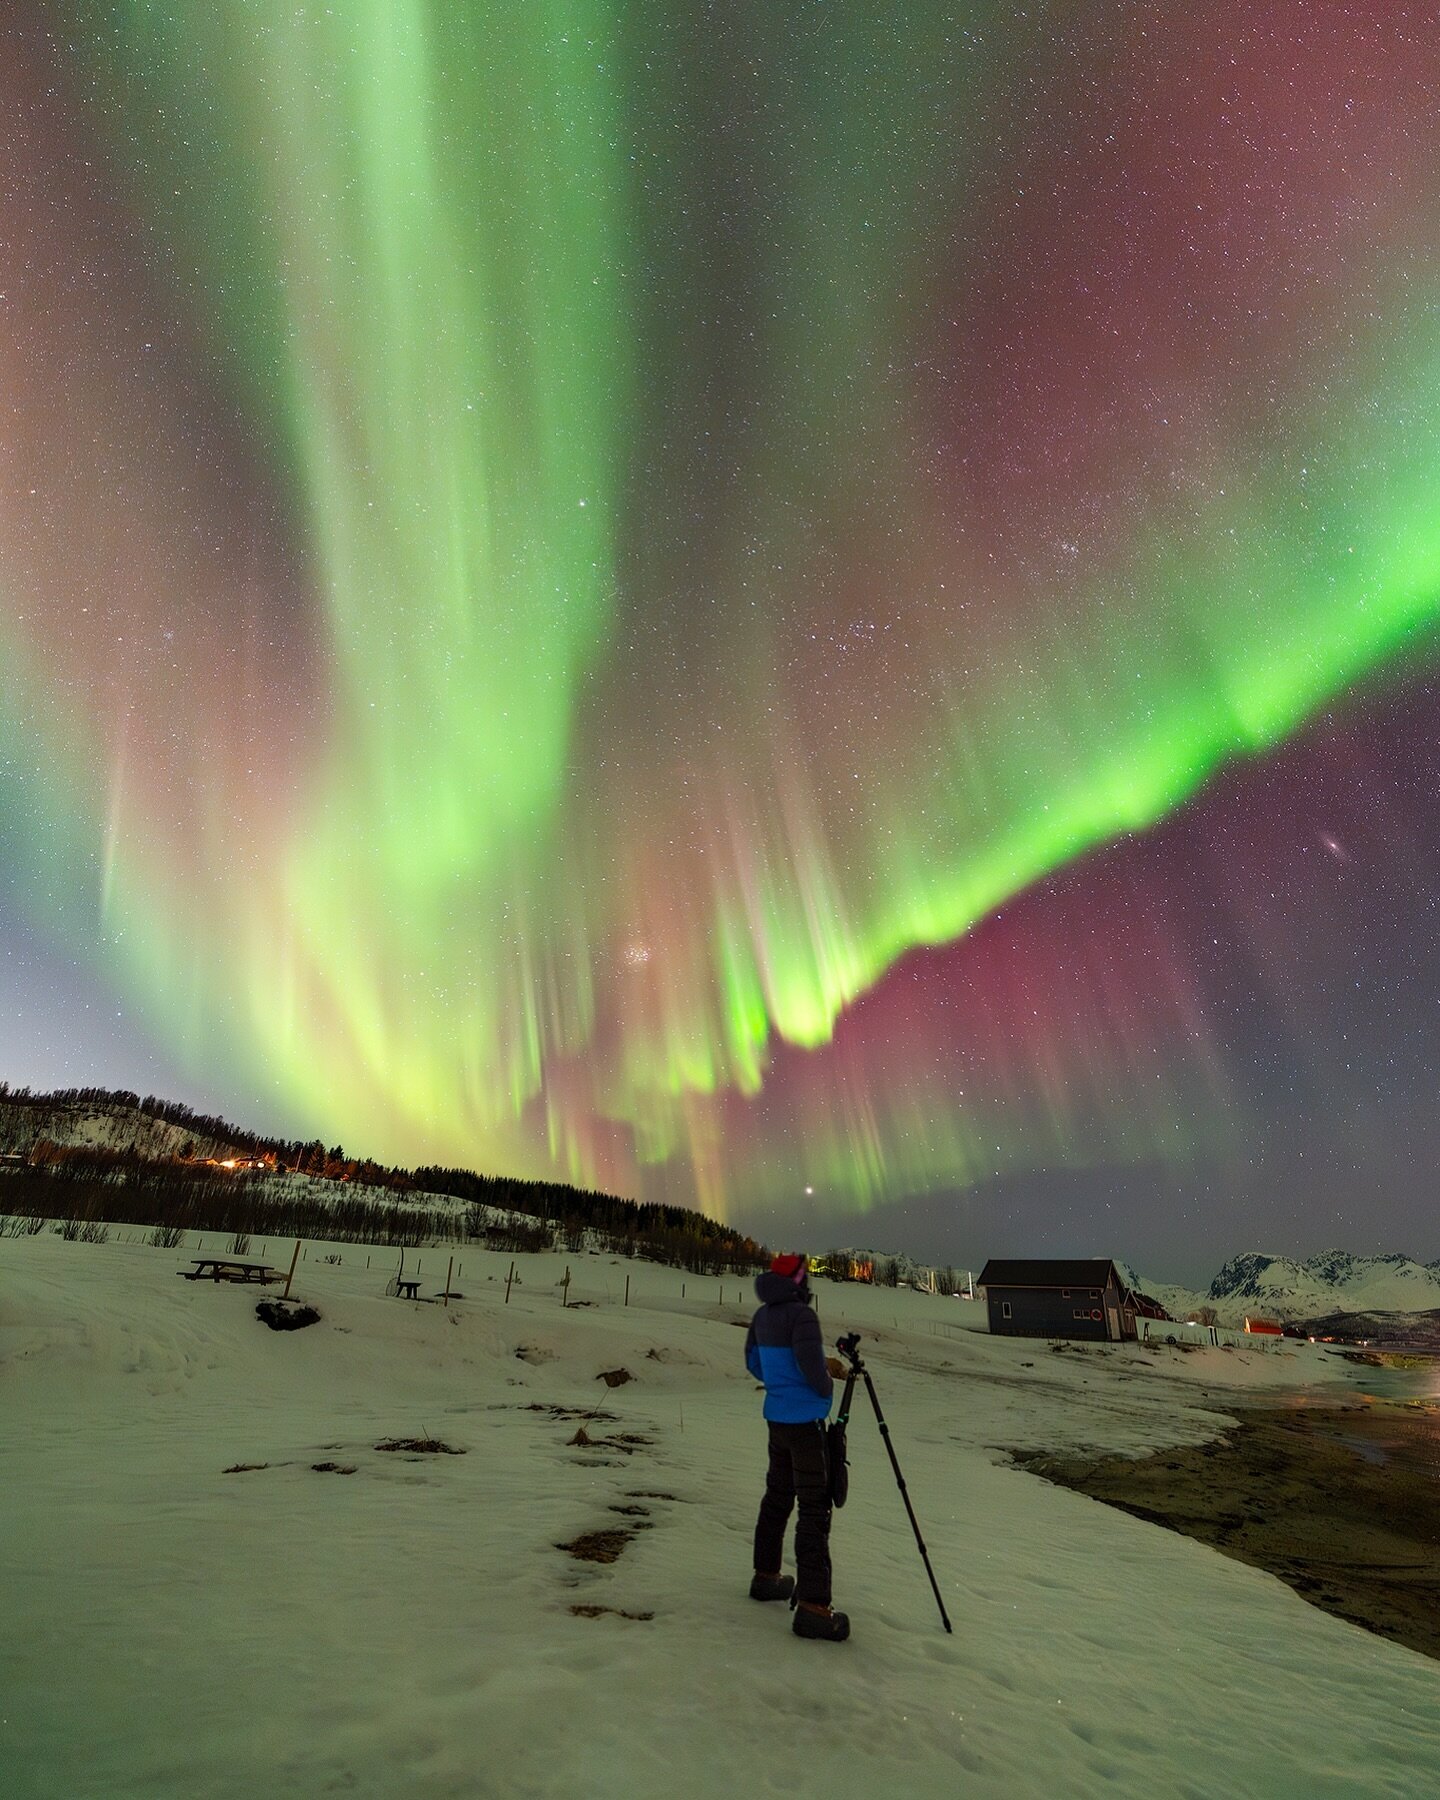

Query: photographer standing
(743, 1252), (851, 1642)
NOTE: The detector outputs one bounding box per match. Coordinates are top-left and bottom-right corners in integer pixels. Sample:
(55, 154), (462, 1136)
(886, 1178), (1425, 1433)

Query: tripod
(835, 1331), (952, 1633)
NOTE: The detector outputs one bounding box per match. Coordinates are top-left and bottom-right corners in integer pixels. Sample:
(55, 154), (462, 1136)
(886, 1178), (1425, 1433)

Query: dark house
(977, 1259), (1171, 1342)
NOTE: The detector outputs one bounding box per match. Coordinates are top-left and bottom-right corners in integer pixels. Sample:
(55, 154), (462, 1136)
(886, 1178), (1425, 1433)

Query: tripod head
(835, 1330), (865, 1370)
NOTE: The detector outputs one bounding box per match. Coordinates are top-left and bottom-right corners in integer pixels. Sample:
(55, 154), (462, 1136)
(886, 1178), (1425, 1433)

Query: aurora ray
(3, 3), (1439, 1229)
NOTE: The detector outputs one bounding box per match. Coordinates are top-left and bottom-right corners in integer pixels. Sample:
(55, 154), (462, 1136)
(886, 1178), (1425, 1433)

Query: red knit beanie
(771, 1252), (807, 1283)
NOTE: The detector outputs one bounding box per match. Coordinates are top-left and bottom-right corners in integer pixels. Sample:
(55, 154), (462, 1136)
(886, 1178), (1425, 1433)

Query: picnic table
(180, 1258), (280, 1285)
(395, 1279), (422, 1300)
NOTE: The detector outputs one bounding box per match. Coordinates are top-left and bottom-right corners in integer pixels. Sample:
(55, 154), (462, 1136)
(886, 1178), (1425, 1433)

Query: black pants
(753, 1419), (832, 1606)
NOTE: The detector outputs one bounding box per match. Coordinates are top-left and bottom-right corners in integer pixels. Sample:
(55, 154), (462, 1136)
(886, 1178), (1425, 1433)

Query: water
(1326, 1359), (1440, 1477)
(1333, 1351), (1440, 1405)
(1275, 1354), (1440, 1478)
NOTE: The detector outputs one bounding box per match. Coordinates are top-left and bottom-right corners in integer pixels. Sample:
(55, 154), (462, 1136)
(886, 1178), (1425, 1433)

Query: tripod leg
(860, 1370), (952, 1633)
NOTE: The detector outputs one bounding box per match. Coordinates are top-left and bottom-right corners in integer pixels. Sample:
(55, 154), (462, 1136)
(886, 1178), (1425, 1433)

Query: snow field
(3, 1228), (1437, 1799)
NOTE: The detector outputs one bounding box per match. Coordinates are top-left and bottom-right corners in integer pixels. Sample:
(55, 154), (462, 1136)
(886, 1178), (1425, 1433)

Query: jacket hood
(754, 1269), (809, 1306)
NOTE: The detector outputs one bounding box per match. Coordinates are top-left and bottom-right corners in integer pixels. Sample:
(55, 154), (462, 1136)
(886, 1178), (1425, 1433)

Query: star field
(2, 4), (1438, 1269)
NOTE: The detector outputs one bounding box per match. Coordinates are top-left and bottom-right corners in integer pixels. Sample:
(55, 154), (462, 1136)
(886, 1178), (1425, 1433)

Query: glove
(825, 1356), (848, 1379)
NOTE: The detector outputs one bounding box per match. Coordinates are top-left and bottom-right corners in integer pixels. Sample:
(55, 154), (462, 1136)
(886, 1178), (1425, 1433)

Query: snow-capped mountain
(1203, 1251), (1440, 1322)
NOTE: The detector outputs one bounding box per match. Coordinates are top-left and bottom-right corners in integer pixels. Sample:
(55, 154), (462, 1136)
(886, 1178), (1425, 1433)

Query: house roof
(977, 1258), (1123, 1290)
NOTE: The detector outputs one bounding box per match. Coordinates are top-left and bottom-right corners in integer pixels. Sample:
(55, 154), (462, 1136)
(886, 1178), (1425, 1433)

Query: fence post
(443, 1255), (454, 1306)
(282, 1239), (302, 1301)
(624, 1275), (630, 1307)
(505, 1260), (515, 1304)
(561, 1265), (571, 1308)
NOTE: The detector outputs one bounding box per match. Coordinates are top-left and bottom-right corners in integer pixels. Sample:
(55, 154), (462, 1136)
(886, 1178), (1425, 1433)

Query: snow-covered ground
(4, 1228), (1436, 1800)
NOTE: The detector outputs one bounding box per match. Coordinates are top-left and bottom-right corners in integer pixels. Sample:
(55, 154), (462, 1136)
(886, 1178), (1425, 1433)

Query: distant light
(804, 1185), (814, 1196)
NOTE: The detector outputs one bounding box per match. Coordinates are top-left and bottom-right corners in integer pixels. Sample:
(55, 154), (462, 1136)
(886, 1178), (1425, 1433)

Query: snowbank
(4, 1228), (1436, 1799)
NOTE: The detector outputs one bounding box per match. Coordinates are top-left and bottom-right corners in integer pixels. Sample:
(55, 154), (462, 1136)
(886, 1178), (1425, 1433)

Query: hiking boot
(793, 1604), (850, 1642)
(749, 1573), (795, 1602)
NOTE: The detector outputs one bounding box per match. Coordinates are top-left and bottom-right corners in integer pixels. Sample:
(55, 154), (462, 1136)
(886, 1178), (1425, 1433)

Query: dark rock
(256, 1299), (321, 1331)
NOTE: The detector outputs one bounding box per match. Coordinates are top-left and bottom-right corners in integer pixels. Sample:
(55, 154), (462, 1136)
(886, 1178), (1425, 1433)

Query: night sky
(2, 5), (1438, 1279)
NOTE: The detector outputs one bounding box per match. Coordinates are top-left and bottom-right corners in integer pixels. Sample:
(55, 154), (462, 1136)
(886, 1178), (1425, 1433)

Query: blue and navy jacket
(744, 1271), (833, 1424)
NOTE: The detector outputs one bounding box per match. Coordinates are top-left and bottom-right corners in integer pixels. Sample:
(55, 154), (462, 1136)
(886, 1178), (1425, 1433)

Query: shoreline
(1012, 1395), (1440, 1663)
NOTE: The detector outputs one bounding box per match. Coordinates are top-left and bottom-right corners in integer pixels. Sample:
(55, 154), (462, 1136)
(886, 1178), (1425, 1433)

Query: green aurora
(4, 4), (1439, 1216)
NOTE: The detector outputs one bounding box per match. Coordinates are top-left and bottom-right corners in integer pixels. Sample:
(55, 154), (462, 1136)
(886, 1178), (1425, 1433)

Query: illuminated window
(1001, 1301), (1012, 1320)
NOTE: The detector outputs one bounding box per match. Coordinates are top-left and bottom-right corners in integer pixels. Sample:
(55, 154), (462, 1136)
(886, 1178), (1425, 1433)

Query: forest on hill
(0, 1084), (766, 1274)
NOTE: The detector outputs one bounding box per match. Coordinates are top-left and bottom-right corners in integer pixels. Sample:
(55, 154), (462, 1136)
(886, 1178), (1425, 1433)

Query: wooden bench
(395, 1279), (422, 1300)
(180, 1258), (280, 1285)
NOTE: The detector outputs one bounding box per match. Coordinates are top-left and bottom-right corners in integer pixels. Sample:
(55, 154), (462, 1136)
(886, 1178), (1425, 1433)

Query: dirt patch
(556, 1527), (642, 1564)
(570, 1604), (654, 1621)
(525, 1403), (617, 1422)
(596, 1367), (634, 1388)
(1013, 1401), (1440, 1662)
(222, 1463), (269, 1474)
(626, 1490), (680, 1502)
(312, 1462), (358, 1475)
(567, 1427), (653, 1454)
(375, 1437), (465, 1455)
(608, 1503), (651, 1517)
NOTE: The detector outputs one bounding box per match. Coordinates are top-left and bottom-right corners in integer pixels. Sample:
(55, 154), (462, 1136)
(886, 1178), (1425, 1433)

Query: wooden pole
(443, 1255), (454, 1306)
(562, 1264), (571, 1308)
(624, 1275), (630, 1307)
(505, 1260), (515, 1304)
(282, 1239), (301, 1301)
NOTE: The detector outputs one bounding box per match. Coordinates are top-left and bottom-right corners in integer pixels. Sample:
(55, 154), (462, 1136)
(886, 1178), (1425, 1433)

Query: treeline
(420, 1165), (766, 1275)
(810, 1253), (969, 1294)
(0, 1082), (278, 1158)
(0, 1158), (763, 1271)
(0, 1085), (768, 1272)
(0, 1162), (454, 1247)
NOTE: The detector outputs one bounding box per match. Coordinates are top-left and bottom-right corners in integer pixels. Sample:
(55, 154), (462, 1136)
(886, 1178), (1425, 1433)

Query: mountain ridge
(1137, 1249), (1440, 1326)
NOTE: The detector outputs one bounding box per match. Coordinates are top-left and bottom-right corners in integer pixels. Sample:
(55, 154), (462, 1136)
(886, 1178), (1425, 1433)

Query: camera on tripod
(823, 1327), (951, 1631)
